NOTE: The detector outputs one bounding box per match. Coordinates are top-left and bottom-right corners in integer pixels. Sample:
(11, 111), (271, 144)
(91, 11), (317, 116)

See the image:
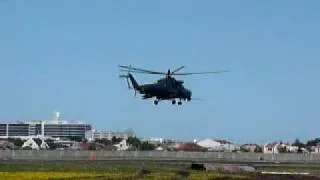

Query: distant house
(154, 146), (164, 151)
(263, 142), (280, 154)
(311, 146), (320, 153)
(114, 139), (129, 151)
(240, 144), (261, 152)
(142, 138), (164, 145)
(22, 138), (40, 150)
(285, 144), (299, 153)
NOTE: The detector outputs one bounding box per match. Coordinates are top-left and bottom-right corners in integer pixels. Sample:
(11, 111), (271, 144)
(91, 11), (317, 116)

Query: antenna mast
(54, 110), (61, 123)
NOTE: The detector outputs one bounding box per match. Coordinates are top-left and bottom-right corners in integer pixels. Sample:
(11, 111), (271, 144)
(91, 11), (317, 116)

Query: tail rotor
(119, 74), (132, 89)
(119, 65), (137, 96)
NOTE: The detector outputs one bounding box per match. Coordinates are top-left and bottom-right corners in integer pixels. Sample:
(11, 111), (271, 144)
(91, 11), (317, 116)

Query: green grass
(0, 160), (318, 179)
(0, 172), (254, 180)
(0, 160), (251, 179)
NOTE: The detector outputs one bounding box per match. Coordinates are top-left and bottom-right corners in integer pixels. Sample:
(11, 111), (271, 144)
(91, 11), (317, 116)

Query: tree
(45, 139), (57, 150)
(126, 137), (155, 151)
(33, 138), (42, 147)
(127, 136), (141, 150)
(307, 138), (320, 147)
(7, 138), (24, 147)
(111, 136), (122, 144)
(292, 138), (305, 148)
(140, 141), (155, 151)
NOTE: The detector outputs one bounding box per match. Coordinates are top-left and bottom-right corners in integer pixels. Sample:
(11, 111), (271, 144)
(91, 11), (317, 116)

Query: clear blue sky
(0, 0), (319, 144)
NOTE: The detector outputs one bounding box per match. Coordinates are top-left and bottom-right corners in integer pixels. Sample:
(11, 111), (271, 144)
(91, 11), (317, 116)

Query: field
(0, 160), (319, 179)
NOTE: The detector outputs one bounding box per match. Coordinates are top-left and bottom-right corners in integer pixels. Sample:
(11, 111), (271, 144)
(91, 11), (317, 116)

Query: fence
(1, 150), (320, 163)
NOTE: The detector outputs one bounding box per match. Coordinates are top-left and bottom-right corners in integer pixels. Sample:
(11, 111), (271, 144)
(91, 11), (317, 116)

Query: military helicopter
(119, 65), (229, 105)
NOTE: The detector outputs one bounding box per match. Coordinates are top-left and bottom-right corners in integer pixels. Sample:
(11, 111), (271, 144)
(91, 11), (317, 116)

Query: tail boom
(128, 73), (140, 91)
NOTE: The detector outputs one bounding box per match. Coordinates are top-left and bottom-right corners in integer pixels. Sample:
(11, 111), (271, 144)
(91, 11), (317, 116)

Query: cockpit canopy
(176, 80), (184, 85)
(157, 78), (184, 87)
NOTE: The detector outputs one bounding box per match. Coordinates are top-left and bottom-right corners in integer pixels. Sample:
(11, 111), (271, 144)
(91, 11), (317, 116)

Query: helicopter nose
(187, 89), (192, 101)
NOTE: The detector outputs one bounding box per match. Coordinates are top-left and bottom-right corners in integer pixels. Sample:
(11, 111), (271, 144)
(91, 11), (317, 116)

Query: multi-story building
(0, 112), (92, 140)
(85, 128), (135, 141)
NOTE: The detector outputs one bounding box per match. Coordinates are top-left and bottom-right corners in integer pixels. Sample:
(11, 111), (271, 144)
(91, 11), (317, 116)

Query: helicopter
(118, 65), (229, 105)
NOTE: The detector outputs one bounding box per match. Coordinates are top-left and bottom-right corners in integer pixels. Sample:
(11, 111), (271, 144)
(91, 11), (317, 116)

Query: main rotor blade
(119, 65), (152, 73)
(172, 70), (230, 75)
(119, 69), (167, 75)
(119, 65), (166, 74)
(171, 66), (185, 74)
(119, 75), (128, 78)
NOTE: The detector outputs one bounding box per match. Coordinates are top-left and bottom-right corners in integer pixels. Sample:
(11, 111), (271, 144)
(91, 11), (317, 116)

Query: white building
(286, 145), (299, 153)
(141, 138), (164, 145)
(311, 146), (320, 153)
(85, 129), (135, 141)
(263, 142), (280, 154)
(21, 137), (49, 150)
(0, 112), (91, 140)
(196, 138), (237, 152)
(114, 139), (129, 151)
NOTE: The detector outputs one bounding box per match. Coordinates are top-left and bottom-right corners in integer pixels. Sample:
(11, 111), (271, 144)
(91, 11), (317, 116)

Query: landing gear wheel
(178, 101), (182, 105)
(154, 100), (158, 105)
(172, 100), (176, 105)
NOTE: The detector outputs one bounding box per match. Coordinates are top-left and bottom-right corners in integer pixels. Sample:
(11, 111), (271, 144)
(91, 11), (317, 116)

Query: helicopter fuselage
(127, 73), (192, 105)
(139, 83), (191, 100)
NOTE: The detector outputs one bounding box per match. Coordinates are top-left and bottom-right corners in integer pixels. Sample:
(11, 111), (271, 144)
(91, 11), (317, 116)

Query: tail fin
(119, 71), (140, 96)
(128, 73), (140, 90)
